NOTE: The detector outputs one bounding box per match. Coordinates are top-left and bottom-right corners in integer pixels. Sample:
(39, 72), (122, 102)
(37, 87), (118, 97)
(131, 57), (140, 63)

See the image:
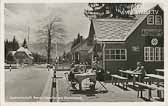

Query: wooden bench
(153, 82), (164, 87)
(111, 75), (128, 89)
(135, 82), (164, 100)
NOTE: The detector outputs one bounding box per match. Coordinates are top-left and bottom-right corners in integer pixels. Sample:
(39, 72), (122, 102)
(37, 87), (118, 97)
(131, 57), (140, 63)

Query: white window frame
(147, 15), (154, 25)
(155, 15), (162, 25)
(105, 49), (127, 61)
(144, 47), (164, 62)
(155, 47), (161, 61)
(144, 47), (155, 62)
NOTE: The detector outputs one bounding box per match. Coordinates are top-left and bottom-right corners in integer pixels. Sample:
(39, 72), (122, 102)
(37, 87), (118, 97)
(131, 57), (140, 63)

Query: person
(133, 62), (146, 82)
(68, 64), (81, 89)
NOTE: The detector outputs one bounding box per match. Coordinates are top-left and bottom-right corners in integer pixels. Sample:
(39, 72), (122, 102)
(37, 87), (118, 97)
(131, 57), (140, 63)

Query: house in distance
(14, 47), (34, 66)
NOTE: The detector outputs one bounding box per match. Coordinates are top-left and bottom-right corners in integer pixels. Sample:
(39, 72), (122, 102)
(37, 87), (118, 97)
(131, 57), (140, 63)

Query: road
(5, 64), (50, 102)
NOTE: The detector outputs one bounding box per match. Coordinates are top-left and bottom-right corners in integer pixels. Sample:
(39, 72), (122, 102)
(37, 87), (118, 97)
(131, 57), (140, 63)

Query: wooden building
(14, 47), (34, 65)
(6, 51), (16, 64)
(71, 39), (93, 64)
(87, 5), (164, 74)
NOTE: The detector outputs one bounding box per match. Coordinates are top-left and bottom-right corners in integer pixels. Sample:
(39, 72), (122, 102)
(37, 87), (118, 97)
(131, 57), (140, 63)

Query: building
(14, 47), (34, 65)
(71, 39), (93, 64)
(6, 51), (16, 64)
(87, 5), (164, 74)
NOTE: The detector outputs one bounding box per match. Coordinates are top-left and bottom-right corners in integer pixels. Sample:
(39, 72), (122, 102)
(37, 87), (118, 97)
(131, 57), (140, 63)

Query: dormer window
(147, 15), (162, 25)
(147, 15), (154, 25)
(155, 15), (162, 25)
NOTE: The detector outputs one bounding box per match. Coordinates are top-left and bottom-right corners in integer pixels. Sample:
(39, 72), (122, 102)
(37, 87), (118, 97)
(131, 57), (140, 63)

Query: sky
(4, 3), (161, 44)
(5, 3), (90, 44)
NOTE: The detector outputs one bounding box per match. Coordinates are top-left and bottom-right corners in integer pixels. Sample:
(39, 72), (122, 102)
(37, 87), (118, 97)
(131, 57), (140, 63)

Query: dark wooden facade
(88, 5), (164, 74)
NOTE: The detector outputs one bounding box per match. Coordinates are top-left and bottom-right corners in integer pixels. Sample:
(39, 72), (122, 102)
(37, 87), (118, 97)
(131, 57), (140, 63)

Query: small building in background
(6, 51), (16, 64)
(71, 39), (93, 64)
(14, 47), (34, 65)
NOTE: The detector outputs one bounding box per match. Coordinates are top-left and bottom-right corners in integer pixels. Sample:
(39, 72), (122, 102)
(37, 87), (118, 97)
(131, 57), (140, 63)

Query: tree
(84, 3), (141, 19)
(5, 36), (19, 62)
(22, 38), (28, 48)
(5, 40), (9, 60)
(37, 15), (66, 64)
(12, 36), (19, 51)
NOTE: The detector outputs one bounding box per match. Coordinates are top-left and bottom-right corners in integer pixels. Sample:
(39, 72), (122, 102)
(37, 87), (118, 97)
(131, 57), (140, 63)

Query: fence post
(10, 64), (11, 72)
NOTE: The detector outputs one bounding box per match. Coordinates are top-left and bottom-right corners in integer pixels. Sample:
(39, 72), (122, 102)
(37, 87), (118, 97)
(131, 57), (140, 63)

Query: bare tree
(37, 15), (66, 64)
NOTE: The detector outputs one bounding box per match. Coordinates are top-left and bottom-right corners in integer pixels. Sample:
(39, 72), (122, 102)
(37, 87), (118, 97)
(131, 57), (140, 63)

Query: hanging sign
(151, 38), (158, 46)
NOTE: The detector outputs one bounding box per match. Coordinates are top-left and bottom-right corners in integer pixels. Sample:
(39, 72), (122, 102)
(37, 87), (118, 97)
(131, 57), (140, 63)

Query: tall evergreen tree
(12, 36), (19, 51)
(22, 38), (28, 48)
(5, 40), (9, 59)
(84, 3), (141, 19)
(5, 37), (19, 61)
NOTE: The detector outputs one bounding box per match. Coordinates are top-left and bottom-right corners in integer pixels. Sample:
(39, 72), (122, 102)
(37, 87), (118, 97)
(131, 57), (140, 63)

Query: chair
(64, 72), (76, 96)
(96, 70), (109, 92)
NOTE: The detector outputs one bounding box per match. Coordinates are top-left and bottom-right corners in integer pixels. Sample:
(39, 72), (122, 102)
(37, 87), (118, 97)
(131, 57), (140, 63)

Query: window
(144, 47), (164, 62)
(155, 47), (161, 61)
(105, 49), (127, 61)
(144, 47), (154, 61)
(155, 47), (164, 61)
(155, 15), (162, 25)
(147, 15), (154, 25)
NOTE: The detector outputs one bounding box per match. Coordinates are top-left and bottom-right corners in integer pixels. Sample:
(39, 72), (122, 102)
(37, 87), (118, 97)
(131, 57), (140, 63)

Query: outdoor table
(74, 73), (96, 90)
(146, 74), (164, 98)
(146, 74), (164, 81)
(119, 70), (142, 86)
(155, 69), (164, 75)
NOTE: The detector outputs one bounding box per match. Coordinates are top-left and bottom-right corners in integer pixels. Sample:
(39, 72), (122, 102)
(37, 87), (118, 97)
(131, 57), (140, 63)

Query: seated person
(133, 62), (146, 82)
(68, 65), (81, 89)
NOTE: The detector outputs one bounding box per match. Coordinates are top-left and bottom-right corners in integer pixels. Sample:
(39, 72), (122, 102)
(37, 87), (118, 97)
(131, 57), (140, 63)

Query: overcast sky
(5, 3), (160, 44)
(5, 3), (90, 44)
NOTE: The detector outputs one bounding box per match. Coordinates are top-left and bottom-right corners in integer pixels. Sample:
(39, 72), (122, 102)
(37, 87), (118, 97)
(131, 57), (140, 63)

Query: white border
(1, 0), (168, 106)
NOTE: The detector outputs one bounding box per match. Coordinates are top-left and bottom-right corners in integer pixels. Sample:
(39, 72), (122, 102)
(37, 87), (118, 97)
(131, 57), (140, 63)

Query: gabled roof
(16, 47), (34, 59)
(71, 38), (93, 52)
(17, 47), (32, 54)
(8, 51), (16, 56)
(92, 14), (147, 42)
(91, 4), (162, 42)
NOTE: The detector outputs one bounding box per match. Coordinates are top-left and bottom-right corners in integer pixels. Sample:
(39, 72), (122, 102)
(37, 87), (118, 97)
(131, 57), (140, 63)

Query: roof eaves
(123, 14), (148, 41)
(95, 38), (125, 42)
(71, 39), (87, 51)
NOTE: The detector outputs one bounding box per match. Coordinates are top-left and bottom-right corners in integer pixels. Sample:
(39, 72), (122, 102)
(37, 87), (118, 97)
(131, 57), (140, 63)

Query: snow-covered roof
(17, 47), (32, 54)
(9, 51), (16, 55)
(16, 47), (34, 59)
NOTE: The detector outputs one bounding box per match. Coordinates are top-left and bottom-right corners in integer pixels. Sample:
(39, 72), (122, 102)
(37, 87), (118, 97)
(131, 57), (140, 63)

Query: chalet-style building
(87, 5), (164, 74)
(71, 39), (93, 64)
(14, 47), (34, 65)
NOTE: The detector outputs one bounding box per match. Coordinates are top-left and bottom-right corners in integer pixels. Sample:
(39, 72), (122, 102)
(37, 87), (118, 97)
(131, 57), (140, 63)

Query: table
(146, 74), (164, 81)
(155, 69), (164, 75)
(74, 73), (96, 90)
(146, 74), (164, 98)
(119, 70), (142, 86)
